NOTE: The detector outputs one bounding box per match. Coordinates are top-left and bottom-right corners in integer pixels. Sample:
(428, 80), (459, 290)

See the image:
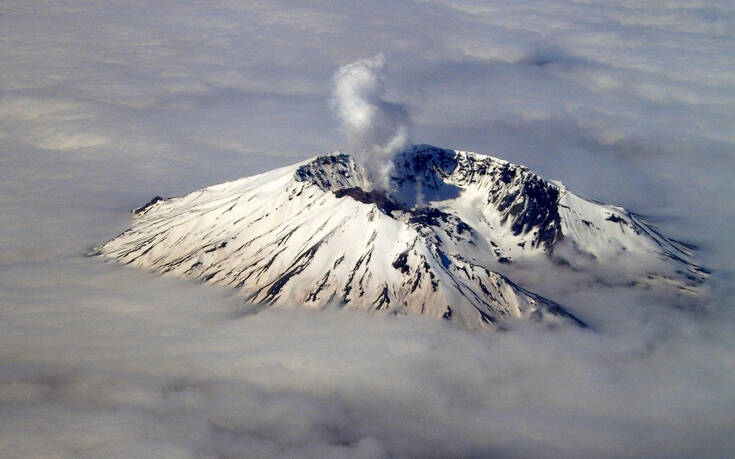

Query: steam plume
(330, 54), (411, 185)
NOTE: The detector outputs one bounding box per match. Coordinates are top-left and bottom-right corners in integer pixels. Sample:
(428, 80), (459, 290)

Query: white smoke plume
(331, 54), (411, 186)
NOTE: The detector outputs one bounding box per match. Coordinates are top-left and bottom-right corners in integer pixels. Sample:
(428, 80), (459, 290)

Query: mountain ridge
(95, 144), (706, 330)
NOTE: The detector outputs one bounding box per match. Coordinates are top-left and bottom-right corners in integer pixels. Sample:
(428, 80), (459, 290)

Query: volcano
(95, 145), (706, 329)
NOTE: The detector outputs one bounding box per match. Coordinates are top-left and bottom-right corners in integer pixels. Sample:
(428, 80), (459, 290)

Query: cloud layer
(1, 0), (734, 457)
(2, 259), (734, 458)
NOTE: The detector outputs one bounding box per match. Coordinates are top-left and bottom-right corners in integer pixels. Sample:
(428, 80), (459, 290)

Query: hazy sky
(1, 1), (735, 457)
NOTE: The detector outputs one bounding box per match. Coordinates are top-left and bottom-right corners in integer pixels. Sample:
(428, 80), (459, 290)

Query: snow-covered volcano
(95, 145), (706, 330)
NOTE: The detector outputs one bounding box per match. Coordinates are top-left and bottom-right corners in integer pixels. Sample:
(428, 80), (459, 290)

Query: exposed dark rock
(133, 196), (164, 215)
(373, 284), (391, 310)
(204, 241), (227, 253)
(606, 214), (625, 224)
(334, 187), (403, 216)
(392, 251), (410, 274)
(295, 154), (361, 191)
(263, 239), (324, 301)
(408, 207), (445, 226)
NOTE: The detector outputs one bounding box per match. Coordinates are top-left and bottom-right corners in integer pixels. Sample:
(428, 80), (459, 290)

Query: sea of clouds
(2, 1), (734, 457)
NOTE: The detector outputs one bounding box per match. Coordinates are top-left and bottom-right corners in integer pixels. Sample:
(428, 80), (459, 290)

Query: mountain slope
(95, 145), (706, 329)
(389, 146), (706, 292)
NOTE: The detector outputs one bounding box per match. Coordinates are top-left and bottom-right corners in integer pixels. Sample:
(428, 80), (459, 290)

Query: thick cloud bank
(2, 0), (735, 457)
(3, 260), (735, 458)
(331, 54), (411, 184)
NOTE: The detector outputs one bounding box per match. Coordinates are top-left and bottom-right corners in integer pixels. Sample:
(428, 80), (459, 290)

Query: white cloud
(330, 54), (411, 185)
(1, 258), (734, 458)
(1, 0), (734, 457)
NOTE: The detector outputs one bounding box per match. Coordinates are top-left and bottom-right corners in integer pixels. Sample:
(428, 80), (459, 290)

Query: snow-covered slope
(95, 145), (706, 329)
(392, 145), (707, 293)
